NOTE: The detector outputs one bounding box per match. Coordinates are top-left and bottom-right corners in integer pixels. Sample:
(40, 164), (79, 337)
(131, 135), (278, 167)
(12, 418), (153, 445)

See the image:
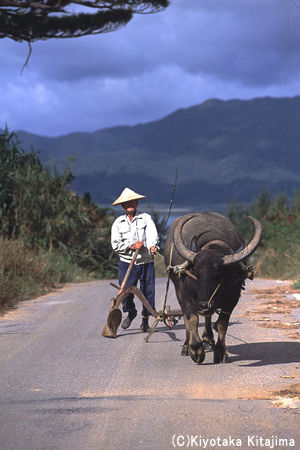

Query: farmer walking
(111, 188), (159, 332)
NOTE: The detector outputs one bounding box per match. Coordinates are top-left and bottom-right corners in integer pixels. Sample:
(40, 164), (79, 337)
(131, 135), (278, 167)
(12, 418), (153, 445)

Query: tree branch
(0, 1), (169, 42)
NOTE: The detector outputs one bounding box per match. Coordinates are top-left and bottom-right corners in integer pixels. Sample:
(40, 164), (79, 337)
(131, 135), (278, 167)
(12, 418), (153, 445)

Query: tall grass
(0, 238), (93, 311)
(227, 189), (300, 285)
(0, 128), (118, 279)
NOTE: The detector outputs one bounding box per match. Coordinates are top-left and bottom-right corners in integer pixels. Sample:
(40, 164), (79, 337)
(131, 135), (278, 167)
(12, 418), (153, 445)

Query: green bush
(227, 189), (300, 283)
(0, 128), (119, 279)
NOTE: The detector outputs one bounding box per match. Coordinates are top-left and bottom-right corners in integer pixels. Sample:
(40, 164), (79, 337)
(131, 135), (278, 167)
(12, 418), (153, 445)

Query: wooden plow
(102, 282), (183, 341)
(102, 249), (184, 341)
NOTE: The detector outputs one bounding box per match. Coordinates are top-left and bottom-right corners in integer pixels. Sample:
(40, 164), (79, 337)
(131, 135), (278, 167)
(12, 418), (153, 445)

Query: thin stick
(160, 168), (178, 237)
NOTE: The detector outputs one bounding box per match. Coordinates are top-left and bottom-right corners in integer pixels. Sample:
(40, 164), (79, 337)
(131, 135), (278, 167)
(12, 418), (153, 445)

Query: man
(111, 187), (159, 332)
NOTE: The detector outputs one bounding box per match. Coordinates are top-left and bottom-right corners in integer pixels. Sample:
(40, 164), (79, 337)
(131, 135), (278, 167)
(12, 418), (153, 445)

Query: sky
(1, 0), (300, 137)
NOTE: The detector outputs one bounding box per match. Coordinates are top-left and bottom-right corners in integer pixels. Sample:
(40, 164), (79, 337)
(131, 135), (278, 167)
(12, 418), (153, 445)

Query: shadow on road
(228, 341), (300, 366)
(118, 327), (182, 342)
(118, 321), (242, 342)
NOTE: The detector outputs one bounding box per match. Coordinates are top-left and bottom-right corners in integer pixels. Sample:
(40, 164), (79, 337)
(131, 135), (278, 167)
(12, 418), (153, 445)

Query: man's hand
(150, 245), (158, 255)
(130, 241), (144, 250)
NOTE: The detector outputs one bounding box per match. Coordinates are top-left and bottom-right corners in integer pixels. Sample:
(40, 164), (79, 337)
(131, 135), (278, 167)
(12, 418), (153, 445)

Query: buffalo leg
(213, 312), (230, 363)
(181, 316), (189, 356)
(202, 316), (215, 351)
(185, 312), (205, 364)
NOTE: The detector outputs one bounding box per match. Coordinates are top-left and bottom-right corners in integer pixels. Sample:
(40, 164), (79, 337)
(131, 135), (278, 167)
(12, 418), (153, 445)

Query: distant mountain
(17, 96), (300, 210)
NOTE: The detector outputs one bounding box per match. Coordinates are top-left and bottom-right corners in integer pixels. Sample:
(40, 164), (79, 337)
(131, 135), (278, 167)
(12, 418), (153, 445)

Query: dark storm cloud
(157, 0), (300, 86)
(8, 0), (299, 87)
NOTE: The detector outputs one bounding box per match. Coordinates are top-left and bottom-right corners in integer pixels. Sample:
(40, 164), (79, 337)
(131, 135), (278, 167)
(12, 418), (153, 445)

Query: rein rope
(207, 282), (221, 309)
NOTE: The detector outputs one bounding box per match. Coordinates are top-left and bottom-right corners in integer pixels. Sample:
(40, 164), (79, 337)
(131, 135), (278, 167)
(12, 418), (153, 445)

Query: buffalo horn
(173, 214), (199, 262)
(222, 216), (263, 265)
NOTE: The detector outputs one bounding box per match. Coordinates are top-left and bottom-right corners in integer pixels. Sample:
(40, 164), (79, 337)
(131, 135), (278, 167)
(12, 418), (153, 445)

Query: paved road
(0, 277), (299, 450)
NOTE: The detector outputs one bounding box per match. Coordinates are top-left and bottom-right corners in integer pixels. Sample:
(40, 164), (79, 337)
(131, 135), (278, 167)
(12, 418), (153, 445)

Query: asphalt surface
(0, 277), (299, 450)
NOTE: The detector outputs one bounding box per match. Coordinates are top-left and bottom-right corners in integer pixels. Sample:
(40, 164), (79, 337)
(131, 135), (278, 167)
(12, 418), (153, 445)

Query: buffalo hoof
(213, 349), (223, 364)
(189, 346), (205, 364)
(181, 345), (188, 356)
(213, 349), (229, 364)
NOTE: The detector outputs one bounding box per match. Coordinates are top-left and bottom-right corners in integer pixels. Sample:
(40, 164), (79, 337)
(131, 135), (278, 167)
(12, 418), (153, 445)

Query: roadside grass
(228, 190), (300, 290)
(253, 219), (300, 289)
(254, 247), (300, 282)
(0, 238), (94, 312)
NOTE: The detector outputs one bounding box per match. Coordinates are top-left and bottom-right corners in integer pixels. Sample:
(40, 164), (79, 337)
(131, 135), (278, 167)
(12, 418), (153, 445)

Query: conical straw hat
(112, 187), (146, 206)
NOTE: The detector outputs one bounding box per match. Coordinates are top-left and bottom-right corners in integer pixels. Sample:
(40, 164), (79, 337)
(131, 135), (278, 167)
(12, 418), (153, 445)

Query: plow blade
(102, 286), (159, 339)
(102, 308), (122, 338)
(102, 297), (122, 338)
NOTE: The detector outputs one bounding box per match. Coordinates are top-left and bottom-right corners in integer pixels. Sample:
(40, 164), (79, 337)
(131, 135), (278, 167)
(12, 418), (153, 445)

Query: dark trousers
(118, 261), (155, 317)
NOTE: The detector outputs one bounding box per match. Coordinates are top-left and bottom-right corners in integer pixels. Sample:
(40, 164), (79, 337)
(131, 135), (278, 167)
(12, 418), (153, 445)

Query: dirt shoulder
(237, 278), (300, 411)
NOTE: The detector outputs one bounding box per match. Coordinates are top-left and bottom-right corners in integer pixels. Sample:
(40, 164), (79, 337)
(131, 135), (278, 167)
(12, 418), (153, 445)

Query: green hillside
(17, 96), (300, 208)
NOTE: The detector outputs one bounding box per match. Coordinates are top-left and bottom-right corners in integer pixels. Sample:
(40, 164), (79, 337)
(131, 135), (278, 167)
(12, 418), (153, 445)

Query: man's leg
(119, 261), (139, 329)
(139, 262), (155, 332)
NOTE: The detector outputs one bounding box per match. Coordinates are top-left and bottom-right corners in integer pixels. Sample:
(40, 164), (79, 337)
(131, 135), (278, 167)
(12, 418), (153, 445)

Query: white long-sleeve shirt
(111, 211), (159, 265)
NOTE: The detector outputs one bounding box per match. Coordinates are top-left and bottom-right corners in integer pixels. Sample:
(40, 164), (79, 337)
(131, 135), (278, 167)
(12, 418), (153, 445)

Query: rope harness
(169, 262), (197, 280)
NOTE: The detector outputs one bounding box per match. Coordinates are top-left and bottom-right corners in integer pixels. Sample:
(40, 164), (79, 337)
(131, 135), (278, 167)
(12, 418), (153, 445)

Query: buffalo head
(173, 214), (262, 312)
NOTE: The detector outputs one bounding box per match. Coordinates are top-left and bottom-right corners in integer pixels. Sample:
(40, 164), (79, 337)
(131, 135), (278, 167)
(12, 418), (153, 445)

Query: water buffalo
(164, 212), (262, 364)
